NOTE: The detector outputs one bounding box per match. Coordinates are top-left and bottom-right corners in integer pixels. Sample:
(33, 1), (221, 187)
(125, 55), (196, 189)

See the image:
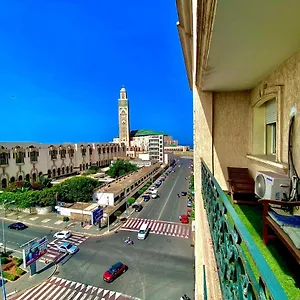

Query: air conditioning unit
(255, 171), (290, 200)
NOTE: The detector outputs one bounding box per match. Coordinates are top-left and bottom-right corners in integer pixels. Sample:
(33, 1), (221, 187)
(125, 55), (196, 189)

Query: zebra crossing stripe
(178, 225), (182, 236)
(120, 218), (191, 239)
(66, 290), (77, 299)
(72, 291), (82, 300)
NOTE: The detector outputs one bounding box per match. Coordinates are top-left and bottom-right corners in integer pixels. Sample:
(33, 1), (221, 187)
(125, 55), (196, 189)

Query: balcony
(200, 159), (289, 299)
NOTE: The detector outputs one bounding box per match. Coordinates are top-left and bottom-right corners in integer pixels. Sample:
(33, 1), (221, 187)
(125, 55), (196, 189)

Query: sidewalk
(3, 261), (57, 299)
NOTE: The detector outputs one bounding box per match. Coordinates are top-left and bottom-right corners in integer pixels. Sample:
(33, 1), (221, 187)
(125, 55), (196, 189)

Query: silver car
(57, 242), (78, 254)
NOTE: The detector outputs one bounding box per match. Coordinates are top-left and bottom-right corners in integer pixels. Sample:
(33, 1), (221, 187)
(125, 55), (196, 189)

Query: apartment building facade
(148, 135), (164, 163)
(0, 142), (126, 188)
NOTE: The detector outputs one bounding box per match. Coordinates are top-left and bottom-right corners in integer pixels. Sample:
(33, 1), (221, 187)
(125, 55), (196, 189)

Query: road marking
(29, 216), (39, 221)
(7, 212), (16, 217)
(41, 219), (51, 223)
(54, 220), (63, 225)
(4, 246), (22, 254)
(157, 167), (183, 220)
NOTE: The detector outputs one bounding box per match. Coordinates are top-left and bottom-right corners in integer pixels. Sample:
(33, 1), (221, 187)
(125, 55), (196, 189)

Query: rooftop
(67, 202), (99, 211)
(96, 162), (160, 195)
(130, 129), (167, 137)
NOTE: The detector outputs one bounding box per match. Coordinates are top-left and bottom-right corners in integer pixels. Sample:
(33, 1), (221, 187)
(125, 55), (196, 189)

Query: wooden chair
(259, 199), (300, 264)
(227, 167), (256, 204)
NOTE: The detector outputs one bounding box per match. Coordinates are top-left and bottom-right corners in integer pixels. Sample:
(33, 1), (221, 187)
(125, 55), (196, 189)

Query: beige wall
(213, 91), (250, 188)
(199, 50), (300, 189)
(248, 50), (300, 176)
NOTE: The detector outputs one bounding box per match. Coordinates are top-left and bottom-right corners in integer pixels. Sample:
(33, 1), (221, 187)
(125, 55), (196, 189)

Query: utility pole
(1, 219), (5, 253)
(0, 257), (7, 300)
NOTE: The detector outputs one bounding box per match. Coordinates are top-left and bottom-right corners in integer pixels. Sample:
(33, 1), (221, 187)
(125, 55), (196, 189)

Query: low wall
(5, 206), (53, 215)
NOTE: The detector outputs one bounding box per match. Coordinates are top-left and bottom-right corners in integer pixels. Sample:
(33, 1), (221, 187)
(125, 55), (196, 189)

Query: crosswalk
(9, 276), (141, 300)
(120, 218), (191, 239)
(39, 233), (88, 264)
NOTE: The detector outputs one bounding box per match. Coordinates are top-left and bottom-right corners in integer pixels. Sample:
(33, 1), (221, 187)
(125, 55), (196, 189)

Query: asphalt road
(137, 157), (192, 222)
(0, 220), (56, 254)
(58, 157), (195, 300)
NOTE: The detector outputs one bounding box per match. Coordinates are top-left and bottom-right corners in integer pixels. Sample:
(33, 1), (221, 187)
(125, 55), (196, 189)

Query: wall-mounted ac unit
(255, 171), (290, 200)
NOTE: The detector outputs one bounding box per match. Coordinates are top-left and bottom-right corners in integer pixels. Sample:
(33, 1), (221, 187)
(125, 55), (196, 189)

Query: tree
(127, 197), (135, 206)
(106, 160), (137, 178)
(63, 216), (70, 228)
(38, 176), (52, 188)
(114, 211), (122, 218)
(56, 177), (99, 203)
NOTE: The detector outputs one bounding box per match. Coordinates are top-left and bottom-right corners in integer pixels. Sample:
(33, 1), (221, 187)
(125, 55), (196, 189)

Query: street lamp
(2, 200), (15, 253)
(126, 201), (129, 217)
(106, 197), (110, 233)
(0, 256), (7, 300)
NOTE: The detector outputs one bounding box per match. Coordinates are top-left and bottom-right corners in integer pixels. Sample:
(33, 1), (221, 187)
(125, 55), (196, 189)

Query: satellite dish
(255, 174), (266, 198)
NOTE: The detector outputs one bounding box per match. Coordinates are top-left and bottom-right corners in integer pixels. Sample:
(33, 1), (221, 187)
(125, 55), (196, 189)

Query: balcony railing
(201, 159), (287, 300)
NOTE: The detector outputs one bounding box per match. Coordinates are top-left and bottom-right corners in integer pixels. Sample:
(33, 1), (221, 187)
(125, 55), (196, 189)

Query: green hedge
(189, 211), (195, 220)
(14, 257), (23, 267)
(16, 266), (25, 276)
(3, 271), (18, 281)
(1, 257), (9, 264)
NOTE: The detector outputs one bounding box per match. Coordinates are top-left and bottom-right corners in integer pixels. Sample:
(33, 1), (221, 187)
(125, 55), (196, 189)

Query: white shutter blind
(265, 99), (277, 124)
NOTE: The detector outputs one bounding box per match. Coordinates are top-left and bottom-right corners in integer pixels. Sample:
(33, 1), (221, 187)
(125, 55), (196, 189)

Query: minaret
(118, 86), (130, 147)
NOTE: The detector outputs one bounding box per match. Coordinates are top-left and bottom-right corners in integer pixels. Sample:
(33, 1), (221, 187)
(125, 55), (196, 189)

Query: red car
(180, 215), (189, 224)
(103, 262), (128, 283)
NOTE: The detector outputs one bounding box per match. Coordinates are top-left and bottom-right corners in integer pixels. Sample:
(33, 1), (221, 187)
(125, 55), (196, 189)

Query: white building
(164, 145), (190, 152)
(148, 135), (164, 163)
(0, 142), (126, 188)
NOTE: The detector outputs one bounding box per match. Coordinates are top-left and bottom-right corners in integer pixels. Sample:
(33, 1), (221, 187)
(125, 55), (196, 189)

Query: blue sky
(0, 0), (192, 147)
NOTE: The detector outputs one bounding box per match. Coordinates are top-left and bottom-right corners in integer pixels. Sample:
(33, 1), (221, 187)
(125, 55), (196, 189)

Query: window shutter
(265, 99), (277, 124)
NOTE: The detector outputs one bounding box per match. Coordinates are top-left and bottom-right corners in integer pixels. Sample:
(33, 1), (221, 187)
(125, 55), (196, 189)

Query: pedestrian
(81, 221), (84, 227)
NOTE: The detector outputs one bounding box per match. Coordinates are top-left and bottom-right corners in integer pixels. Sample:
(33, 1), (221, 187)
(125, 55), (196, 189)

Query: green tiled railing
(201, 159), (287, 300)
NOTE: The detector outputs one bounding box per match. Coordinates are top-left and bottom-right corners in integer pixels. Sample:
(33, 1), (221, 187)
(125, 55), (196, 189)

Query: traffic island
(0, 253), (26, 282)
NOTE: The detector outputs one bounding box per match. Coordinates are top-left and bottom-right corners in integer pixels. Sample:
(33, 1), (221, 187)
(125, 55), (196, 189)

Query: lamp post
(0, 257), (7, 300)
(106, 197), (110, 233)
(2, 200), (15, 253)
(126, 201), (129, 217)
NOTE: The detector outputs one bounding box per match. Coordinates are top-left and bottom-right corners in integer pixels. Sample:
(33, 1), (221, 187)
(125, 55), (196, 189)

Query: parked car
(8, 222), (27, 230)
(57, 242), (78, 254)
(143, 195), (150, 202)
(187, 200), (193, 207)
(181, 191), (187, 196)
(132, 204), (143, 212)
(180, 215), (189, 224)
(54, 231), (72, 239)
(103, 262), (128, 283)
(135, 204), (143, 212)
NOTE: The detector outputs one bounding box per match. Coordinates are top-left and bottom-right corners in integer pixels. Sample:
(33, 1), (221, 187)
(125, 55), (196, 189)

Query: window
(252, 97), (277, 160)
(265, 99), (276, 155)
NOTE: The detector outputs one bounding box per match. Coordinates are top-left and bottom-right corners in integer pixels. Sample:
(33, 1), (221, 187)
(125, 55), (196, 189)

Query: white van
(137, 223), (149, 240)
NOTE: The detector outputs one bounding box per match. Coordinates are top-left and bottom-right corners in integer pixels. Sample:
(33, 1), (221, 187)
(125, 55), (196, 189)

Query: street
(3, 157), (195, 300)
(58, 157), (194, 299)
(0, 220), (56, 254)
